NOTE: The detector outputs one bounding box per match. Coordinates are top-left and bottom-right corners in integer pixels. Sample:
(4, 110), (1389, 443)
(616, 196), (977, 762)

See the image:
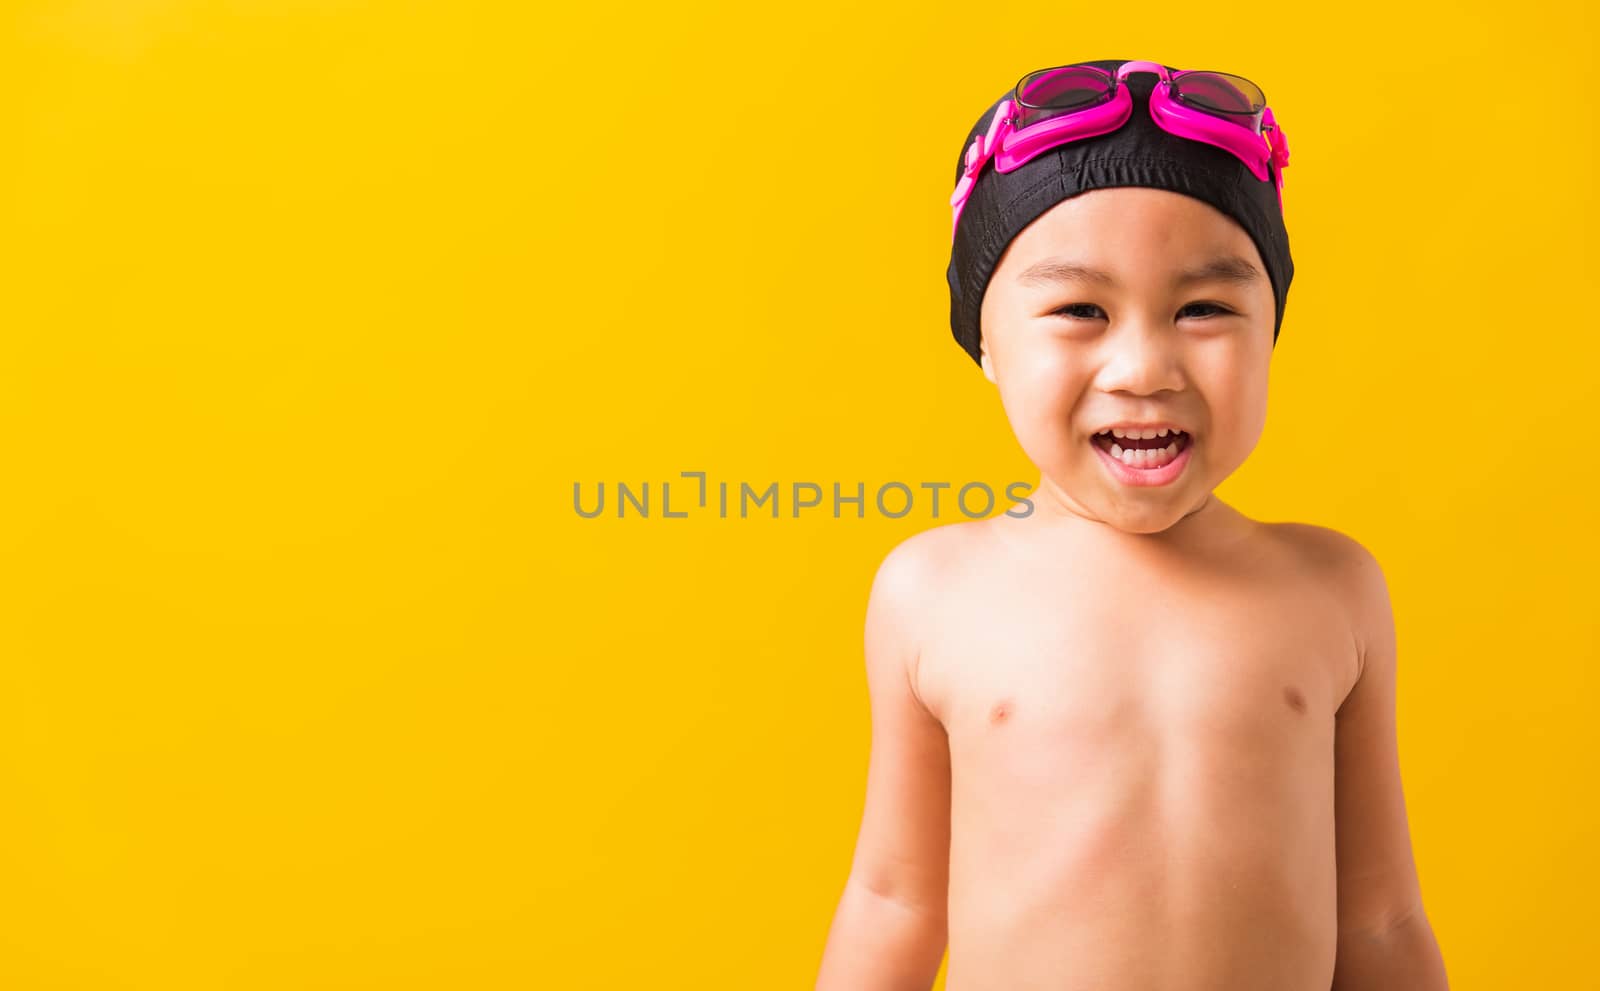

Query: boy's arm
(816, 537), (951, 991)
(1329, 539), (1448, 991)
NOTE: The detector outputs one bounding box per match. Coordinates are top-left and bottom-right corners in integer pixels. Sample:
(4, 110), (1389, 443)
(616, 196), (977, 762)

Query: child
(816, 60), (1447, 989)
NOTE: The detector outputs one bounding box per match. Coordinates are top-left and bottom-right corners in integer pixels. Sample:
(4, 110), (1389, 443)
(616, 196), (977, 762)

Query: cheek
(995, 351), (1088, 450)
(1195, 347), (1271, 451)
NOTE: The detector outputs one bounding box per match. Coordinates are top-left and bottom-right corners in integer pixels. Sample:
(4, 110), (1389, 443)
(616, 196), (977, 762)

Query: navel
(1283, 686), (1307, 714)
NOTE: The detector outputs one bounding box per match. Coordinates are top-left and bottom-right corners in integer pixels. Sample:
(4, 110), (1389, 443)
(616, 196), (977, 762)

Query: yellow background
(3, 1), (1596, 987)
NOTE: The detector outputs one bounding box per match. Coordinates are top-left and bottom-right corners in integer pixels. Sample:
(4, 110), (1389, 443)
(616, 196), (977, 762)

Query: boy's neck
(1006, 482), (1253, 554)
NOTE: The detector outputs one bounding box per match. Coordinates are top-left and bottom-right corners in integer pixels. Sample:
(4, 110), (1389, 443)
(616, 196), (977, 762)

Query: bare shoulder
(1267, 522), (1390, 601)
(1265, 520), (1377, 571)
(865, 520), (987, 700)
(1267, 522), (1396, 688)
(866, 519), (982, 623)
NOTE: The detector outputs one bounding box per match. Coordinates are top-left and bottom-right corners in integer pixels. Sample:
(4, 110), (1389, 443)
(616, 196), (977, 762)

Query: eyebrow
(1015, 254), (1264, 289)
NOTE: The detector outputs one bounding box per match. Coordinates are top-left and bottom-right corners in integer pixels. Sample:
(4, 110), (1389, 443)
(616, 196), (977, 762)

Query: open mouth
(1090, 429), (1191, 470)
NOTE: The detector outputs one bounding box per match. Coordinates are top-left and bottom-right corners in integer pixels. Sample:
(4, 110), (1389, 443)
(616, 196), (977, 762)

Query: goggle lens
(1170, 70), (1265, 120)
(1015, 66), (1114, 129)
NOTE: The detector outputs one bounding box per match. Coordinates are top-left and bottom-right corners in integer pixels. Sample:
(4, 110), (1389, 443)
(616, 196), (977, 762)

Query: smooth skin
(816, 188), (1447, 990)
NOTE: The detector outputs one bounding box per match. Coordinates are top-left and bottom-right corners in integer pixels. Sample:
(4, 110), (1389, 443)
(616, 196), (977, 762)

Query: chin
(1101, 506), (1187, 535)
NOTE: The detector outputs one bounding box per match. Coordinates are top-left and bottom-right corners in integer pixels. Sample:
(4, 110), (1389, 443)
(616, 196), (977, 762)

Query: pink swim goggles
(950, 60), (1291, 241)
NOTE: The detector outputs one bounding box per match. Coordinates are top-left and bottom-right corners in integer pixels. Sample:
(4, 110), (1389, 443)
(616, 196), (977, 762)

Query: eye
(1049, 303), (1106, 320)
(1180, 301), (1235, 319)
(1049, 301), (1237, 321)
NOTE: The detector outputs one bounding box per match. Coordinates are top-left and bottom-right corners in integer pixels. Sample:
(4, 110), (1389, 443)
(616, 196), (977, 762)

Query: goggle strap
(963, 100), (1013, 179)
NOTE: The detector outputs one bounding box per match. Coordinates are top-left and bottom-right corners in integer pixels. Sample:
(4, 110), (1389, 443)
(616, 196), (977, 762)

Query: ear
(979, 334), (996, 384)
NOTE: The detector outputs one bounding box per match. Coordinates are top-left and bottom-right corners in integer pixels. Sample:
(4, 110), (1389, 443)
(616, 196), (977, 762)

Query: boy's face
(979, 187), (1276, 535)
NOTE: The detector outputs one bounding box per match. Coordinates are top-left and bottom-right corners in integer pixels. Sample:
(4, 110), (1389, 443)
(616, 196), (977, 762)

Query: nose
(1092, 322), (1186, 398)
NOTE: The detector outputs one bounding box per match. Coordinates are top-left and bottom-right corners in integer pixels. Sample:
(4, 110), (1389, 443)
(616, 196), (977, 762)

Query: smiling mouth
(1090, 430), (1192, 470)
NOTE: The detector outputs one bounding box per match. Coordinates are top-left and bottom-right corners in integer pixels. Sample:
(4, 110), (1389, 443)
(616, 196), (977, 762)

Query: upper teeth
(1100, 427), (1182, 439)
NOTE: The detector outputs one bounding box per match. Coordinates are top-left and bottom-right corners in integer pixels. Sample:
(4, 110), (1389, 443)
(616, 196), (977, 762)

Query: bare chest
(916, 568), (1357, 764)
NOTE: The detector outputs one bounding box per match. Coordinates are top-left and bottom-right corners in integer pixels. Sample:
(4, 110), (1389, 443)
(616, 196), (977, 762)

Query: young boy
(816, 60), (1447, 990)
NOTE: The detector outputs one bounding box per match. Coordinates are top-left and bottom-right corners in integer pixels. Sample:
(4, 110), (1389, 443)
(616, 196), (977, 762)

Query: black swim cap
(945, 59), (1294, 367)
